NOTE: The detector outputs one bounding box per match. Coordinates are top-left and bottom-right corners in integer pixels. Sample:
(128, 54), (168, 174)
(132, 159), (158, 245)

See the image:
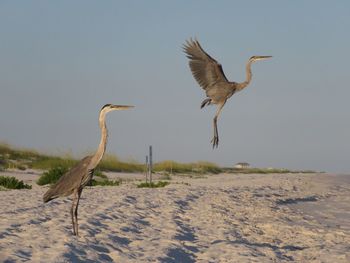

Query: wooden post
(149, 145), (153, 183)
(145, 155), (149, 183)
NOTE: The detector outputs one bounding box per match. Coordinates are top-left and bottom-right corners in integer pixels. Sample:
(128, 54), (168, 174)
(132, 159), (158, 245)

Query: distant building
(234, 162), (250, 169)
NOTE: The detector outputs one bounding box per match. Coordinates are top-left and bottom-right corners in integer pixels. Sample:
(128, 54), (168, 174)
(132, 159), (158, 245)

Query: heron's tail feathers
(201, 98), (211, 108)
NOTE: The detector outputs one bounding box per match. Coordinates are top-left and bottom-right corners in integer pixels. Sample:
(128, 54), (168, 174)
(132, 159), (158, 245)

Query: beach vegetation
(88, 170), (120, 186)
(37, 166), (68, 185)
(37, 165), (120, 187)
(159, 173), (172, 180)
(0, 143), (319, 177)
(224, 167), (317, 174)
(98, 154), (144, 172)
(0, 175), (32, 189)
(89, 178), (120, 186)
(153, 160), (222, 174)
(137, 181), (170, 188)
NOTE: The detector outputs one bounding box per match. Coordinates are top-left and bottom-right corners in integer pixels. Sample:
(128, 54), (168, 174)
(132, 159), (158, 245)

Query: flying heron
(183, 38), (272, 148)
(43, 104), (133, 236)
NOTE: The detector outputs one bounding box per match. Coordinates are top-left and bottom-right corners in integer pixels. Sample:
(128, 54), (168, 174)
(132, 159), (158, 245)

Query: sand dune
(0, 172), (349, 262)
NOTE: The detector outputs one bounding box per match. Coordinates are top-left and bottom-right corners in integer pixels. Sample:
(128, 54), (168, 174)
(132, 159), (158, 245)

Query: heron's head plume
(249, 56), (272, 63)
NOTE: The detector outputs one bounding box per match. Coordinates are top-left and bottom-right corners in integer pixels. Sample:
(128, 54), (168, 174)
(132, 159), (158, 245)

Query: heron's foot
(72, 223), (79, 236)
(72, 229), (80, 237)
(75, 226), (79, 237)
(211, 135), (219, 149)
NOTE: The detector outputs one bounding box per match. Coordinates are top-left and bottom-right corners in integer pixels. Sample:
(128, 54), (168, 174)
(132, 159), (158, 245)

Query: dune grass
(33, 154), (144, 173)
(0, 143), (40, 170)
(31, 156), (77, 170)
(153, 160), (222, 174)
(0, 143), (317, 177)
(0, 143), (41, 161)
(0, 143), (77, 170)
(0, 143), (144, 173)
(224, 167), (318, 174)
(98, 154), (144, 172)
(0, 143), (222, 175)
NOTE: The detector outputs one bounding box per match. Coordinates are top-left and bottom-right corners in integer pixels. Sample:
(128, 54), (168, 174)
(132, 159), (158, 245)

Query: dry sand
(0, 171), (349, 262)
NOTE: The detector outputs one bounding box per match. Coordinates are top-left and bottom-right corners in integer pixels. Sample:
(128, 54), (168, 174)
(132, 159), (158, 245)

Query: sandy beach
(0, 172), (349, 262)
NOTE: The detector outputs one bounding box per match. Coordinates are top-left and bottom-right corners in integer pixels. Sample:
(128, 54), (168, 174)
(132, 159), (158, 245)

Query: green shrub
(89, 170), (120, 186)
(94, 170), (108, 179)
(137, 181), (170, 188)
(38, 166), (119, 187)
(0, 176), (32, 189)
(17, 165), (27, 171)
(37, 166), (68, 185)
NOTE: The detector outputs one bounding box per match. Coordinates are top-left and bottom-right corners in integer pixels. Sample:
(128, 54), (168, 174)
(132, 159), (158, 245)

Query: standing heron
(43, 104), (133, 236)
(183, 38), (272, 148)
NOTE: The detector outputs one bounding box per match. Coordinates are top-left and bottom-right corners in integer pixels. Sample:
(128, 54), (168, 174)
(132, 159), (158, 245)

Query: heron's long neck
(91, 113), (108, 168)
(237, 60), (253, 91)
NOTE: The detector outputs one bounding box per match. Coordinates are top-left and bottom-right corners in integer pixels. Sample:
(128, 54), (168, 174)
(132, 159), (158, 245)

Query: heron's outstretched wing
(183, 39), (229, 90)
(43, 156), (93, 202)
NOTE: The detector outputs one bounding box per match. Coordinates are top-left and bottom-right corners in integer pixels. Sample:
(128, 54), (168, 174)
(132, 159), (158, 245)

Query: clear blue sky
(1, 1), (349, 172)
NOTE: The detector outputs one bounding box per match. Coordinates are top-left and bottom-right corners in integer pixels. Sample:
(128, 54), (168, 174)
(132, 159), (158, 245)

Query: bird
(183, 38), (272, 148)
(43, 104), (134, 236)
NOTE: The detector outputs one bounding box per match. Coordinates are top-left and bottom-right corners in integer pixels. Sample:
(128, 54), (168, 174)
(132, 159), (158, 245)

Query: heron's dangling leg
(211, 116), (219, 148)
(201, 98), (211, 108)
(211, 102), (225, 148)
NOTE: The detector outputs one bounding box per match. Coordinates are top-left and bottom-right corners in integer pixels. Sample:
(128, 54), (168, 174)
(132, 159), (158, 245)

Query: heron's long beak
(111, 105), (135, 110)
(256, 56), (273, 61)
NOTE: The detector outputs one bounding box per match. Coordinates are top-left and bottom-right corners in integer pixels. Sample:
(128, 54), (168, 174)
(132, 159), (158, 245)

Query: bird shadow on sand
(62, 243), (94, 263)
(160, 247), (196, 263)
(61, 230), (135, 262)
(62, 237), (124, 263)
(159, 196), (200, 263)
(9, 249), (32, 262)
(107, 234), (131, 246)
(69, 207), (137, 260)
(211, 238), (307, 261)
(276, 195), (319, 205)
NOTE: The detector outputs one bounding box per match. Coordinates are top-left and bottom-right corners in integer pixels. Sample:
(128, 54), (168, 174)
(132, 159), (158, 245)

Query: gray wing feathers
(43, 156), (93, 202)
(183, 39), (229, 90)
